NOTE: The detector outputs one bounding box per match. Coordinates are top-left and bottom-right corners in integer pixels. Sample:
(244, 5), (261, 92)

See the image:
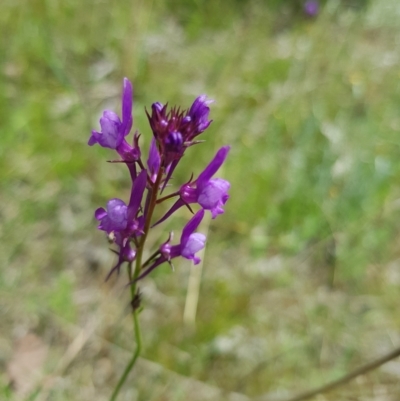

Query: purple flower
(95, 198), (128, 233)
(136, 209), (206, 280)
(88, 78), (141, 164)
(304, 0), (319, 17)
(187, 95), (213, 137)
(95, 169), (147, 236)
(160, 209), (206, 264)
(155, 146), (230, 225)
(88, 81), (231, 286)
(95, 170), (147, 278)
(146, 95), (213, 170)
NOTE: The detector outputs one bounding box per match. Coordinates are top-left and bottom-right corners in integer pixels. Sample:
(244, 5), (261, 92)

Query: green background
(1, 0), (400, 400)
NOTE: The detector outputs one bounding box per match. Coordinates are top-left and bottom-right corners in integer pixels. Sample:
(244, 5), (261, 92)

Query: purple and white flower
(136, 209), (206, 280)
(155, 146), (230, 225)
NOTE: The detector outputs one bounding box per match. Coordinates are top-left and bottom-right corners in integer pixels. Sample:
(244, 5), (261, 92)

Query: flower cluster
(89, 78), (230, 282)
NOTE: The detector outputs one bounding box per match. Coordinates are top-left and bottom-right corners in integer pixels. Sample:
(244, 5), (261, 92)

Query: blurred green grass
(1, 0), (400, 400)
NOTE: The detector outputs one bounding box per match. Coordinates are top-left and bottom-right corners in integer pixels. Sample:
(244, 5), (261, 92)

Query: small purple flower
(89, 78), (141, 164)
(161, 209), (206, 264)
(146, 95), (213, 170)
(95, 170), (147, 278)
(187, 95), (213, 138)
(155, 146), (230, 225)
(95, 198), (128, 233)
(136, 209), (206, 280)
(89, 78), (133, 149)
(304, 0), (319, 17)
(95, 169), (147, 236)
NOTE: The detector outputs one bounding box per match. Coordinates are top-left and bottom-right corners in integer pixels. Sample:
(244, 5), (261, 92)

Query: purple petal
(90, 111), (122, 149)
(101, 119), (119, 147)
(180, 209), (205, 245)
(97, 199), (128, 233)
(88, 130), (100, 146)
(197, 178), (230, 217)
(197, 146), (230, 189)
(127, 169), (147, 221)
(95, 207), (107, 220)
(152, 102), (164, 113)
(88, 79), (134, 149)
(103, 110), (120, 123)
(147, 137), (161, 182)
(121, 78), (133, 136)
(127, 161), (137, 182)
(106, 199), (128, 229)
(181, 232), (206, 264)
(189, 95), (213, 133)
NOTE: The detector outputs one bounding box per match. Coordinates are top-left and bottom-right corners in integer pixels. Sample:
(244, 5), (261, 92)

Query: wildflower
(95, 198), (128, 234)
(136, 209), (206, 280)
(187, 95), (213, 137)
(95, 170), (147, 278)
(160, 209), (206, 264)
(89, 78), (141, 163)
(155, 146), (230, 225)
(89, 77), (231, 400)
(89, 78), (230, 284)
(146, 95), (213, 170)
(94, 169), (147, 236)
(89, 78), (132, 148)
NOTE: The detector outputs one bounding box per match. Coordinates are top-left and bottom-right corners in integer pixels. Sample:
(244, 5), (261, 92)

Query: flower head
(146, 95), (213, 170)
(88, 79), (230, 286)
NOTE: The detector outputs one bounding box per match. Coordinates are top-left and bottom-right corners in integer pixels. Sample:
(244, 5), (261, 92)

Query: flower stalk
(89, 78), (231, 400)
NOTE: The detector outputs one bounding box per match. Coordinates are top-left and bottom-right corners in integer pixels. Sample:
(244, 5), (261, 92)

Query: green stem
(109, 167), (164, 401)
(109, 262), (141, 401)
(156, 191), (179, 204)
(109, 311), (142, 401)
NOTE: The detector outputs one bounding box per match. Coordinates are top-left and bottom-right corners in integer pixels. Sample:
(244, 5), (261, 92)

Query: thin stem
(109, 167), (164, 401)
(156, 191), (179, 204)
(109, 311), (142, 401)
(141, 249), (160, 269)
